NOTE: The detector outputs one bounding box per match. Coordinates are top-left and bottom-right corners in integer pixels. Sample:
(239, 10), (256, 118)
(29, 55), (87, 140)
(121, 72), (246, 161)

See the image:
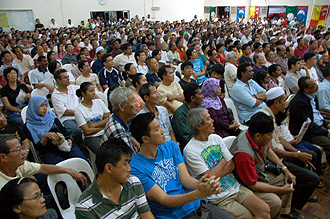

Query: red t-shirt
(234, 131), (269, 186)
(217, 52), (226, 65)
(294, 45), (307, 59)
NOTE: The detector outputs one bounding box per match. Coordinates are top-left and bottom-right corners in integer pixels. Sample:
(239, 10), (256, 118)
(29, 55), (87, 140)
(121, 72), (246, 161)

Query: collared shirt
(146, 70), (161, 85)
(136, 63), (149, 75)
(171, 103), (193, 147)
(91, 59), (104, 75)
(138, 106), (173, 141)
(284, 70), (306, 94)
(12, 54), (34, 74)
(51, 85), (80, 123)
(101, 113), (133, 152)
(113, 53), (136, 70)
(29, 67), (52, 85)
(224, 62), (237, 97)
(75, 176), (150, 219)
(274, 55), (288, 74)
(317, 79), (330, 111)
(231, 79), (266, 123)
(98, 67), (123, 87)
(306, 93), (324, 126)
(61, 53), (78, 65)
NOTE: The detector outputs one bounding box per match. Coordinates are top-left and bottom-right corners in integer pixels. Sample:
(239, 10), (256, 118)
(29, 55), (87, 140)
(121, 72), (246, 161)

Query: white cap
(266, 87), (285, 101)
(96, 46), (104, 54)
(270, 36), (276, 41)
(279, 36), (284, 40)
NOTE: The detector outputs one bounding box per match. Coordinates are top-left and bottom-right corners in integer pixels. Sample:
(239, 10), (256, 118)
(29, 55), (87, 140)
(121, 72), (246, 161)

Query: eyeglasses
(8, 146), (29, 154)
(23, 193), (44, 202)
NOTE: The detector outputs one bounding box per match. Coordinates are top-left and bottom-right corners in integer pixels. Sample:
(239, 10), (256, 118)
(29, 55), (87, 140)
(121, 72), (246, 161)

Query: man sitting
(230, 112), (295, 219)
(172, 82), (204, 149)
(61, 44), (78, 65)
(289, 77), (330, 163)
(138, 83), (176, 142)
(113, 43), (136, 71)
(75, 137), (154, 219)
(146, 57), (162, 87)
(29, 56), (53, 92)
(157, 65), (184, 116)
(231, 62), (266, 124)
(91, 46), (105, 74)
(238, 44), (253, 65)
(129, 112), (233, 219)
(99, 54), (125, 89)
(101, 87), (139, 153)
(252, 53), (267, 75)
(317, 68), (330, 111)
(224, 51), (239, 97)
(184, 108), (270, 219)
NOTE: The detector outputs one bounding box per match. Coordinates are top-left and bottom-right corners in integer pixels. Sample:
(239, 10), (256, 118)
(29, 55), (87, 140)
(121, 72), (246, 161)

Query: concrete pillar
(245, 0), (251, 22)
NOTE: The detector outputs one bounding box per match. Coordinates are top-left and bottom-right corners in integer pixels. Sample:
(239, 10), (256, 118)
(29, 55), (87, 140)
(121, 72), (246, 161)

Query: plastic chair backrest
(224, 98), (248, 131)
(103, 87), (109, 95)
(96, 91), (108, 107)
(62, 63), (74, 72)
(47, 158), (94, 219)
(224, 83), (230, 99)
(21, 106), (28, 123)
(28, 70), (34, 89)
(31, 88), (49, 97)
(223, 136), (236, 149)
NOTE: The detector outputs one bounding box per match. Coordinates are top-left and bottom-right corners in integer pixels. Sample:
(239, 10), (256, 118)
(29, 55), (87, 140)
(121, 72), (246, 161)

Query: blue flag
(237, 7), (245, 22)
(297, 6), (308, 25)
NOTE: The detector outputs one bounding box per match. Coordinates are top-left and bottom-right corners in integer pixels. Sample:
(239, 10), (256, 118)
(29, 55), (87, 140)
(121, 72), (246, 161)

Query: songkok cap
(266, 87), (285, 101)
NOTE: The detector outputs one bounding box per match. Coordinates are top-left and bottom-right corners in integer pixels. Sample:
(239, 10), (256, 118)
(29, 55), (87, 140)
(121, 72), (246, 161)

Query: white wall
(1, 0), (203, 29)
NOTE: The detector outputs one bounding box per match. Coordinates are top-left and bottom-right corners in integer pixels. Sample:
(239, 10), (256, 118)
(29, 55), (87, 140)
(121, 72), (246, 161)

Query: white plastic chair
(96, 91), (108, 107)
(86, 147), (97, 175)
(21, 106), (28, 123)
(28, 70), (34, 89)
(223, 136), (236, 149)
(47, 158), (94, 219)
(224, 83), (230, 99)
(62, 63), (74, 72)
(224, 98), (248, 131)
(103, 87), (109, 96)
(31, 87), (49, 97)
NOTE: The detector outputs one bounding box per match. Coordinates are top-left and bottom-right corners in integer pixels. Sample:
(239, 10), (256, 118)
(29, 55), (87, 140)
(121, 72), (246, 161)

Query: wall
(0, 0), (203, 29)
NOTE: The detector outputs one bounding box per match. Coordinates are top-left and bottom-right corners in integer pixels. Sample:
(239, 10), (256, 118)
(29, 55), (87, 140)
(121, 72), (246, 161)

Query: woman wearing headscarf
(201, 78), (240, 138)
(23, 96), (87, 165)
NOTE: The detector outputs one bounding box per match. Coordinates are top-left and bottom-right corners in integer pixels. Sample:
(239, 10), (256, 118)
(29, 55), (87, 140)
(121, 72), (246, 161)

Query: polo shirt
(29, 67), (52, 85)
(98, 67), (123, 87)
(61, 53), (78, 65)
(91, 59), (104, 75)
(113, 53), (136, 70)
(238, 56), (253, 65)
(231, 79), (266, 123)
(146, 71), (161, 85)
(75, 176), (150, 219)
(13, 54), (34, 74)
(317, 79), (330, 111)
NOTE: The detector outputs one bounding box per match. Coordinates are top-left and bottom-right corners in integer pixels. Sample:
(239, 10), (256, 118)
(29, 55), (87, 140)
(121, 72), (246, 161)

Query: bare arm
(96, 83), (103, 92)
(140, 211), (155, 219)
(163, 101), (177, 114)
(201, 159), (235, 179)
(63, 109), (75, 116)
(1, 97), (21, 113)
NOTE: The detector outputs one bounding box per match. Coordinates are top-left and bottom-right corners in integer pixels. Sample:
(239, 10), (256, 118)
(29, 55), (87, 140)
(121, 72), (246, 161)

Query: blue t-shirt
(98, 67), (123, 87)
(91, 59), (104, 74)
(130, 141), (200, 219)
(190, 59), (206, 84)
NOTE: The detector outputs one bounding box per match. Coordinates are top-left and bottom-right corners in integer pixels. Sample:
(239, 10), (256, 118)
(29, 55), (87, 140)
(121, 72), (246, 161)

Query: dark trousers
(183, 201), (234, 219)
(283, 153), (320, 210)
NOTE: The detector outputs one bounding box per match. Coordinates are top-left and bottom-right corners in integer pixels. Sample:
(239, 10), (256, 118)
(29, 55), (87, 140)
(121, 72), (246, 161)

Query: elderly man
(113, 43), (136, 71)
(62, 44), (78, 65)
(265, 50), (276, 68)
(184, 108), (270, 219)
(261, 87), (320, 217)
(224, 51), (239, 97)
(101, 87), (139, 153)
(230, 112), (295, 219)
(51, 69), (82, 147)
(274, 46), (288, 74)
(75, 137), (154, 219)
(231, 62), (266, 124)
(289, 77), (330, 164)
(138, 83), (176, 142)
(252, 53), (267, 75)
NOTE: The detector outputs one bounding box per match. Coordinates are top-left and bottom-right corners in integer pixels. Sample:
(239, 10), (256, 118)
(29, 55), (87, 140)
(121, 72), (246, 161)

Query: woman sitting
(1, 67), (31, 125)
(76, 60), (103, 92)
(124, 63), (137, 91)
(267, 64), (286, 92)
(24, 96), (87, 165)
(201, 78), (240, 138)
(132, 73), (147, 111)
(0, 177), (56, 219)
(254, 70), (271, 90)
(75, 82), (110, 153)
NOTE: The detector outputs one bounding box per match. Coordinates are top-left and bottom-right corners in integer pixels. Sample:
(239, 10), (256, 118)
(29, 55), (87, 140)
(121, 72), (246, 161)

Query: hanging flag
(286, 6), (297, 22)
(210, 7), (217, 20)
(268, 6), (286, 18)
(310, 5), (329, 27)
(250, 6), (260, 19)
(237, 6), (245, 22)
(296, 6), (308, 25)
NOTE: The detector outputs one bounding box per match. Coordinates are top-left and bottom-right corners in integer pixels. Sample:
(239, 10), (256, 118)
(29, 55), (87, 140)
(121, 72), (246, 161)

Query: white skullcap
(266, 87), (285, 101)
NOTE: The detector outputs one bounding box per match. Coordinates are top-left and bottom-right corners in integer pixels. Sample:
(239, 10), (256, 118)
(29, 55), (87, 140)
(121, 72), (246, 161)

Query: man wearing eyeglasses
(0, 134), (87, 189)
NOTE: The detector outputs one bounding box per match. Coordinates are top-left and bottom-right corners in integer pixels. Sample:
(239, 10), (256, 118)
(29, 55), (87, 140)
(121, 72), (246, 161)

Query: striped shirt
(75, 175), (150, 219)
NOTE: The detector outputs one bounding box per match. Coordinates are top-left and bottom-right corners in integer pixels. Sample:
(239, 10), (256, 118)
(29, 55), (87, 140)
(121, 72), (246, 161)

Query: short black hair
(288, 56), (301, 70)
(48, 60), (61, 74)
(95, 137), (133, 173)
(130, 112), (156, 144)
(131, 73), (145, 89)
(211, 63), (224, 76)
(121, 43), (131, 51)
(298, 76), (311, 91)
(0, 51), (10, 59)
(138, 82), (153, 101)
(54, 69), (67, 80)
(248, 112), (274, 136)
(303, 52), (316, 63)
(186, 47), (195, 60)
(181, 61), (193, 71)
(183, 82), (200, 103)
(78, 60), (89, 71)
(102, 53), (112, 63)
(3, 67), (18, 82)
(242, 44), (250, 51)
(134, 50), (144, 63)
(237, 62), (252, 79)
(37, 55), (46, 63)
(158, 65), (171, 80)
(0, 134), (17, 154)
(268, 64), (281, 77)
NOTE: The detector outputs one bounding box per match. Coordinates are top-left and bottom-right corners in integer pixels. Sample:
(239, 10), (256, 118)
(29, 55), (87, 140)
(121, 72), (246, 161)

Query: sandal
(308, 195), (318, 202)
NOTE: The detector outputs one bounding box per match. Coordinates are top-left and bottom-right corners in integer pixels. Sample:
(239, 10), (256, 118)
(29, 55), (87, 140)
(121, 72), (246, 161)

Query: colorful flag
(286, 6), (297, 22)
(296, 6), (308, 25)
(310, 5), (329, 27)
(237, 6), (245, 22)
(210, 7), (217, 20)
(268, 6), (286, 18)
(250, 6), (260, 19)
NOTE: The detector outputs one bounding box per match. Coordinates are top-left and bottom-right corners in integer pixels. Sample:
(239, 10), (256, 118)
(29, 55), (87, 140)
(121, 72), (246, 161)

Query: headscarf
(26, 96), (57, 144)
(201, 78), (222, 110)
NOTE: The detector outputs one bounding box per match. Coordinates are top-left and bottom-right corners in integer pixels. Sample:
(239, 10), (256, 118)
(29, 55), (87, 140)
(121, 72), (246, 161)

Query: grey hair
(186, 108), (208, 136)
(226, 51), (237, 62)
(110, 87), (133, 112)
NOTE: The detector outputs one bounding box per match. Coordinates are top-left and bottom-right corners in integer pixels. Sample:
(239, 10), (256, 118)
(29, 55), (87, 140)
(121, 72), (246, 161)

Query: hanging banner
(237, 6), (245, 22)
(310, 5), (329, 27)
(296, 6), (308, 25)
(286, 6), (297, 22)
(268, 6), (286, 18)
(250, 6), (260, 19)
(210, 7), (217, 20)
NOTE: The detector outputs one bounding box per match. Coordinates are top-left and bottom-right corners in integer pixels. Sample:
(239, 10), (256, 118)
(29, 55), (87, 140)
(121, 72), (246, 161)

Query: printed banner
(286, 6), (297, 22)
(310, 5), (329, 27)
(210, 7), (217, 20)
(268, 6), (286, 18)
(296, 6), (308, 25)
(237, 6), (245, 22)
(250, 6), (260, 19)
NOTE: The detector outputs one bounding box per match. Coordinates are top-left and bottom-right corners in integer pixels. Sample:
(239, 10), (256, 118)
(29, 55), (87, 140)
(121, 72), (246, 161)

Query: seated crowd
(0, 14), (330, 219)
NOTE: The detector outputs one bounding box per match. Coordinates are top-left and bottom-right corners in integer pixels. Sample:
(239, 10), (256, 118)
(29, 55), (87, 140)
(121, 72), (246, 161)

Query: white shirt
(184, 134), (240, 201)
(75, 99), (110, 138)
(29, 68), (52, 85)
(50, 23), (59, 29)
(224, 62), (237, 97)
(13, 54), (34, 73)
(51, 85), (80, 123)
(113, 53), (137, 70)
(301, 67), (319, 84)
(135, 63), (149, 75)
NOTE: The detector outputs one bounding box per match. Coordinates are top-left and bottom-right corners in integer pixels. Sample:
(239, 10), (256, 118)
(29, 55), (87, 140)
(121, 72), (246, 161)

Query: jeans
(63, 119), (83, 148)
(183, 201), (234, 219)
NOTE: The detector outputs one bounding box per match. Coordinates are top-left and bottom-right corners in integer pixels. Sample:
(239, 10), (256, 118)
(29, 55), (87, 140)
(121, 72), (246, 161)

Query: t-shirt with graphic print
(183, 134), (240, 202)
(130, 141), (200, 219)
